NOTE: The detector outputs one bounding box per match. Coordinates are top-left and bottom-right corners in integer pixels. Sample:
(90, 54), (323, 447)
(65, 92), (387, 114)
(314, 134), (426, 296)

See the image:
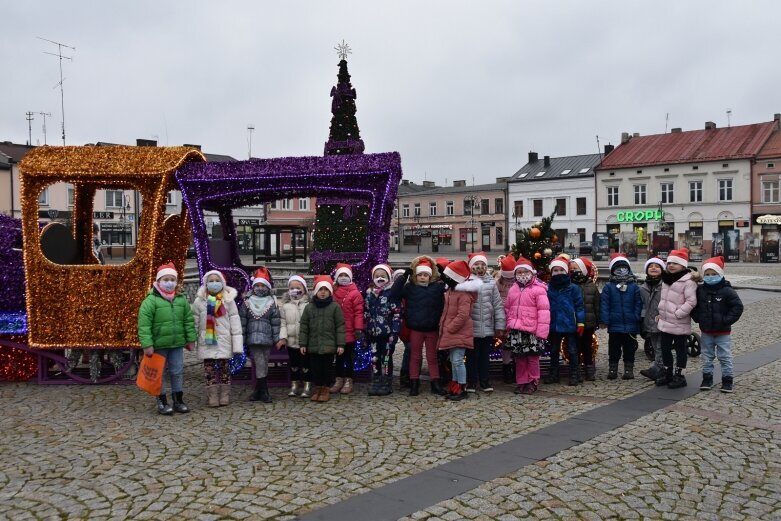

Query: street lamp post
(413, 214), (421, 254)
(121, 194), (130, 259)
(464, 195), (478, 253)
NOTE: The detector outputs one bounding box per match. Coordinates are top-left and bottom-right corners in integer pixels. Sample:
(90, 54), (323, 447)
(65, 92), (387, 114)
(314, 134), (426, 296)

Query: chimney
(454, 180), (466, 187)
(604, 144), (614, 155)
(543, 155), (550, 167)
(495, 176), (510, 183)
(136, 138), (157, 147)
(621, 132), (630, 144)
(671, 128), (682, 133)
(401, 179), (410, 186)
(528, 151), (538, 163)
(633, 132), (640, 138)
(183, 143), (202, 151)
(422, 181), (436, 188)
(775, 113), (780, 122)
(705, 121), (716, 130)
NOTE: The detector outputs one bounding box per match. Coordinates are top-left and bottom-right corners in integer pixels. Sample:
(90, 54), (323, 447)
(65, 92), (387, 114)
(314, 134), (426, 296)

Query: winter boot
(409, 379), (420, 396)
(329, 377), (345, 394)
(585, 365), (596, 382)
(720, 376), (734, 393)
(607, 363), (619, 380)
(340, 378), (353, 395)
(381, 375), (394, 396)
(568, 370), (579, 386)
(655, 366), (672, 386)
(430, 378), (447, 396)
(622, 363), (635, 380)
(219, 383), (230, 406)
(310, 386), (322, 402)
(249, 380), (264, 401)
(172, 392), (189, 413)
(449, 384), (468, 401)
(639, 365), (660, 381)
(300, 381), (313, 398)
(399, 371), (410, 389)
(157, 394), (173, 416)
(206, 385), (220, 407)
(514, 383), (527, 394)
(502, 363), (514, 384)
(288, 381), (301, 397)
(699, 373), (714, 391)
(480, 380), (494, 393)
(258, 377), (272, 403)
(543, 365), (560, 384)
(667, 367), (687, 389)
(318, 386), (331, 402)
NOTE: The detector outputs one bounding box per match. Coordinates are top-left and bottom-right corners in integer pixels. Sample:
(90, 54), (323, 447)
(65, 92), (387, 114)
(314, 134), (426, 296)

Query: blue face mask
(159, 280), (177, 293)
(206, 281), (223, 293)
(703, 275), (723, 285)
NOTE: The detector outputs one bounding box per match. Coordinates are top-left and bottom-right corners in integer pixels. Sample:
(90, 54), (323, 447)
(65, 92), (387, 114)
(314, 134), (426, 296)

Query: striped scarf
(205, 293), (224, 345)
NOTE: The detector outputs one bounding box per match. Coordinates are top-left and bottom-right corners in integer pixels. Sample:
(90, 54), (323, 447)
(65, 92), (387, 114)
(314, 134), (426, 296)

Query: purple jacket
(657, 272), (698, 336)
(505, 279), (550, 339)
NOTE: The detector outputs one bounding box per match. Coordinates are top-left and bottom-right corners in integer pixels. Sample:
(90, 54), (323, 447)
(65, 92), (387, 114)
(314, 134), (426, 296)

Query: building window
(166, 191), (175, 205)
(496, 226), (503, 246)
(634, 184), (647, 205)
(67, 187), (74, 207)
(556, 198), (566, 216)
(494, 198), (503, 215)
(429, 201), (437, 216)
(280, 199), (292, 210)
(607, 186), (619, 207)
(719, 179), (733, 201)
(105, 190), (124, 208)
(577, 228), (586, 242)
(763, 181), (780, 203)
(576, 197), (586, 215)
(689, 181), (702, 202)
(38, 187), (49, 206)
(446, 201), (454, 216)
(463, 198), (473, 216)
(393, 206), (398, 218)
(402, 204), (410, 218)
(480, 199), (489, 214)
(298, 198), (309, 210)
(269, 200), (277, 209)
(661, 183), (674, 204)
(414, 203), (421, 217)
(513, 200), (523, 218)
(533, 199), (543, 217)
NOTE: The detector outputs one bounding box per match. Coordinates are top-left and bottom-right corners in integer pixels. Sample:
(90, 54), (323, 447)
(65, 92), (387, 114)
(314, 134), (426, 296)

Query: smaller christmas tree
(511, 209), (560, 278)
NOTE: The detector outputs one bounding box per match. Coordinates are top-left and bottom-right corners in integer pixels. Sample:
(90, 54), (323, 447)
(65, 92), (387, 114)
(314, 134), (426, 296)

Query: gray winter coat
(240, 297), (281, 347)
(471, 273), (506, 337)
(640, 280), (662, 334)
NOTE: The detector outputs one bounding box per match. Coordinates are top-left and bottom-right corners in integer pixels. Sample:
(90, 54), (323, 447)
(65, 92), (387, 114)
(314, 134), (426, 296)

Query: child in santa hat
(692, 256), (743, 393)
(365, 264), (402, 396)
(330, 263), (365, 395)
(599, 254), (642, 381)
(240, 267), (282, 403)
(138, 262), (197, 415)
(467, 251), (506, 393)
(639, 258), (666, 382)
(504, 257), (549, 394)
(389, 256), (448, 396)
(570, 257), (600, 381)
(278, 275), (312, 398)
(192, 270), (243, 407)
(438, 260), (482, 401)
(299, 276), (345, 402)
(655, 248), (699, 389)
(393, 268), (413, 390)
(546, 256), (586, 385)
(494, 253), (518, 383)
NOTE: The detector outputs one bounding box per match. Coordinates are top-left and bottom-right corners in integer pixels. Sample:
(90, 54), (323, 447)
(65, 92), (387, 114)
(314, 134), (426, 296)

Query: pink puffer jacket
(437, 278), (481, 350)
(505, 279), (550, 339)
(657, 272), (698, 336)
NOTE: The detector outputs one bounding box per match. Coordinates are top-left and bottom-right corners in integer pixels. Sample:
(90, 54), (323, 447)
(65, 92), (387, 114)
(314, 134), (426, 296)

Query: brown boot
(318, 386), (330, 402)
(219, 383), (230, 406)
(340, 378), (353, 394)
(310, 386), (322, 402)
(329, 377), (345, 394)
(206, 385), (220, 407)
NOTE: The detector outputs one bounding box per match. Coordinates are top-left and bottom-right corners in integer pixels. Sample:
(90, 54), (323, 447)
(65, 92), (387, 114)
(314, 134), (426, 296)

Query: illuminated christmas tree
(511, 209), (559, 279)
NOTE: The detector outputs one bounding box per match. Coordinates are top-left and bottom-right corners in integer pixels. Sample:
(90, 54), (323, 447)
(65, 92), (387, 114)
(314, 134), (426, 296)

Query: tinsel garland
(0, 336), (38, 381)
(0, 215), (26, 313)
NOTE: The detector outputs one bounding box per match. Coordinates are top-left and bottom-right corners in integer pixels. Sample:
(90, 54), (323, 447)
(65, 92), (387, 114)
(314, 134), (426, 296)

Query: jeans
(608, 332), (638, 364)
(466, 336), (493, 385)
(548, 332), (579, 371)
(661, 332), (688, 369)
(449, 348), (467, 384)
(701, 333), (733, 378)
(157, 347), (184, 394)
(647, 333), (663, 369)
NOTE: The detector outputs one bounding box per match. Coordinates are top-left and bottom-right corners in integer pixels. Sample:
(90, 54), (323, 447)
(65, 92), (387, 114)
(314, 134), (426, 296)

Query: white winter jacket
(192, 286), (244, 360)
(279, 293), (310, 348)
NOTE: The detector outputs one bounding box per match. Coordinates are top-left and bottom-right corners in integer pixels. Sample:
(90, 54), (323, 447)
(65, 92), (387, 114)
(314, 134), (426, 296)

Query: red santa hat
(313, 275), (333, 294)
(156, 262), (178, 281)
(609, 253), (630, 272)
(371, 264), (392, 280)
(202, 269), (227, 286)
(667, 248), (689, 268)
(702, 256), (725, 277)
(549, 255), (570, 273)
(443, 260), (471, 284)
(435, 257), (450, 273)
(644, 257), (666, 273)
(334, 263), (353, 281)
(415, 257), (433, 275)
(468, 251), (488, 268)
(571, 257), (593, 276)
(514, 256), (535, 273)
(287, 274), (307, 289)
(251, 267), (273, 289)
(392, 269), (406, 280)
(500, 253), (517, 278)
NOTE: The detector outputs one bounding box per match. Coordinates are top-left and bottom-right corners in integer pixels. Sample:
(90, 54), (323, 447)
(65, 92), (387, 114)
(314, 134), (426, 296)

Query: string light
(0, 215), (26, 315)
(0, 336), (38, 381)
(352, 337), (371, 371)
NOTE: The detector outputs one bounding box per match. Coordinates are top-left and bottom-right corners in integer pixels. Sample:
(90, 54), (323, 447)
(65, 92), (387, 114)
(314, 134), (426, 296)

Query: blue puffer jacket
(599, 280), (642, 334)
(547, 276), (585, 334)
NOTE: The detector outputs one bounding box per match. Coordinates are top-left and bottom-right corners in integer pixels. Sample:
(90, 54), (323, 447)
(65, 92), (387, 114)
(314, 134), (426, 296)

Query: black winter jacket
(691, 280), (743, 333)
(574, 280), (600, 328)
(390, 274), (446, 332)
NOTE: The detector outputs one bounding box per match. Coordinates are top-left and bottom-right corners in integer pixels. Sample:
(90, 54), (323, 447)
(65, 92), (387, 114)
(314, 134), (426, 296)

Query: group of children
(137, 246), (744, 415)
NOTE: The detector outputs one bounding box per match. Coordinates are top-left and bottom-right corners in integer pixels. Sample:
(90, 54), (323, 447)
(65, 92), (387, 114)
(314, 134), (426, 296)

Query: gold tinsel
(19, 146), (205, 349)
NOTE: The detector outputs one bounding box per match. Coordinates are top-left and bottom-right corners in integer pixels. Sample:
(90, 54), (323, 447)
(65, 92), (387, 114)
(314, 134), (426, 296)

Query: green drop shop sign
(616, 209), (664, 222)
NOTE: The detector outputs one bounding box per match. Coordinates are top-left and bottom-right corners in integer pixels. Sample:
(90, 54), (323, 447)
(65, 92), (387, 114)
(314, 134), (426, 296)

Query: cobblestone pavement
(1, 290), (780, 520)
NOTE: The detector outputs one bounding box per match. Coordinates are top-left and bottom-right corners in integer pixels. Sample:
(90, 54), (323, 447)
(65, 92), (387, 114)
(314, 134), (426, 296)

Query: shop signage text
(616, 209), (664, 222)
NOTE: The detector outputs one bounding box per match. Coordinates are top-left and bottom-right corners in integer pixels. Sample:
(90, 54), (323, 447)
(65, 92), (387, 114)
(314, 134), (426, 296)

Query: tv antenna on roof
(38, 36), (75, 145)
(727, 108), (732, 128)
(39, 112), (52, 144)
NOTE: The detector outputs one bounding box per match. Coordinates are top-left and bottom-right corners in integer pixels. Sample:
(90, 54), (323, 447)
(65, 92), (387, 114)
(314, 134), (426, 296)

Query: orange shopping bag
(136, 353), (166, 396)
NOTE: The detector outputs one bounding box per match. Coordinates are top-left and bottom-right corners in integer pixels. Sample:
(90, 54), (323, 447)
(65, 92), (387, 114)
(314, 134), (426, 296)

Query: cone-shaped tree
(510, 209), (560, 279)
(324, 58), (365, 156)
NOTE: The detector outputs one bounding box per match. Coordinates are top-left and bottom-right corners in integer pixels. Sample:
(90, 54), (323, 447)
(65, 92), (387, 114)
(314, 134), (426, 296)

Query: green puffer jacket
(138, 288), (197, 350)
(298, 299), (345, 355)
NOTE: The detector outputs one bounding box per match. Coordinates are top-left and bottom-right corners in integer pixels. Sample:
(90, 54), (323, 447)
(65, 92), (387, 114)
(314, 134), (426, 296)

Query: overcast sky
(3, 1), (781, 186)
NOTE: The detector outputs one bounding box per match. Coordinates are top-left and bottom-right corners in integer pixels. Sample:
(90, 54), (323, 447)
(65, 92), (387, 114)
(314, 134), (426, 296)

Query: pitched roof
(757, 129), (781, 159)
(397, 182), (434, 196)
(398, 182), (505, 197)
(0, 142), (34, 163)
(510, 153), (602, 182)
(597, 122), (776, 170)
(204, 152), (236, 162)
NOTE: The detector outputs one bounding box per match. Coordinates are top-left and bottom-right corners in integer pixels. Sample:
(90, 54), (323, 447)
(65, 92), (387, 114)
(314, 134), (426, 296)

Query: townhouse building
(753, 127), (781, 261)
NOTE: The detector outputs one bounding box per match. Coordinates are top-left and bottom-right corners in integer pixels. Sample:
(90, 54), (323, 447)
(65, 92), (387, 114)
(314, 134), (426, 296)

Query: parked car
(579, 241), (592, 256)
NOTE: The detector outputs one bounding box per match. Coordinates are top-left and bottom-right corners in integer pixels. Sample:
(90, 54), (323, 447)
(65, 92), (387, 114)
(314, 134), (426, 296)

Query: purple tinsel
(0, 215), (26, 313)
(175, 152), (402, 293)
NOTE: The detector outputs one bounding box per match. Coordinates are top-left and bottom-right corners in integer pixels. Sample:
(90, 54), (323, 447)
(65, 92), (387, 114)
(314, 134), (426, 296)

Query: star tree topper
(334, 40), (352, 60)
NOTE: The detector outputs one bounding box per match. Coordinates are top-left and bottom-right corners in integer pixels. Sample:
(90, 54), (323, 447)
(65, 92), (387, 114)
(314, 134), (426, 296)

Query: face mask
(288, 288), (303, 299)
(206, 281), (223, 293)
(336, 275), (351, 286)
(253, 286), (270, 297)
(159, 280), (177, 293)
(516, 272), (532, 285)
(373, 276), (388, 287)
(613, 267), (630, 277)
(703, 275), (723, 285)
